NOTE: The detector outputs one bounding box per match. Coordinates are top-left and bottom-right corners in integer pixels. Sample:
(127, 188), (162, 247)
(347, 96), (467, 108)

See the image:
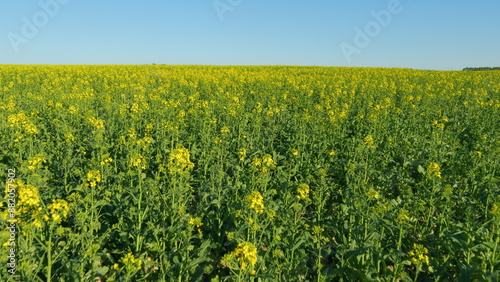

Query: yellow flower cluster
(88, 116), (105, 130)
(7, 112), (39, 137)
(17, 183), (41, 210)
(265, 107), (283, 117)
(100, 157), (113, 166)
(28, 154), (46, 170)
(238, 148), (247, 161)
(65, 132), (76, 142)
(262, 154), (274, 167)
(68, 105), (78, 114)
(3, 181), (72, 228)
(432, 116), (449, 131)
(135, 137), (153, 148)
(189, 216), (203, 227)
(120, 252), (142, 271)
(397, 209), (411, 224)
(365, 188), (380, 200)
(247, 191), (264, 215)
(296, 183), (310, 199)
(251, 154), (275, 173)
(251, 158), (262, 167)
(427, 162), (442, 178)
(168, 147), (194, 175)
(220, 126), (230, 134)
(86, 170), (102, 188)
(0, 100), (16, 111)
(228, 242), (258, 270)
(408, 244), (430, 266)
(43, 199), (70, 222)
(364, 135), (375, 148)
(127, 129), (137, 139)
(312, 225), (324, 235)
(189, 216), (203, 233)
(130, 155), (147, 170)
(3, 181), (42, 223)
(432, 120), (445, 130)
(491, 203), (500, 218)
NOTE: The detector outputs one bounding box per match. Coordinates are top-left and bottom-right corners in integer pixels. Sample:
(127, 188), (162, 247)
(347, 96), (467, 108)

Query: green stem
(47, 226), (53, 282)
(316, 240), (322, 282)
(491, 232), (499, 273)
(136, 168), (143, 253)
(397, 225), (403, 251)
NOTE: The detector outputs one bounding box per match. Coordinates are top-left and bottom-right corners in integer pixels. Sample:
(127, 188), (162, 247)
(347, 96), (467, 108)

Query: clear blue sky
(1, 0), (499, 70)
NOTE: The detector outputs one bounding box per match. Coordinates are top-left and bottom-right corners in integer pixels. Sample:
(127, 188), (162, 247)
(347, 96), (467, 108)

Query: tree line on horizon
(463, 67), (500, 71)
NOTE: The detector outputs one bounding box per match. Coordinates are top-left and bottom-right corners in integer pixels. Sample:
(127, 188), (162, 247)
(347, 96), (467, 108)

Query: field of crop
(0, 65), (499, 281)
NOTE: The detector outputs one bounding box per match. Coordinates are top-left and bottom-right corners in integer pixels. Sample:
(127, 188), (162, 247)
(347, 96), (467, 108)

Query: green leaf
(417, 165), (425, 174)
(94, 266), (109, 276)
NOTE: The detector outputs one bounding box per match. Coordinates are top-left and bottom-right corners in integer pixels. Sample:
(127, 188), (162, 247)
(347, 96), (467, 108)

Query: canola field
(0, 65), (499, 281)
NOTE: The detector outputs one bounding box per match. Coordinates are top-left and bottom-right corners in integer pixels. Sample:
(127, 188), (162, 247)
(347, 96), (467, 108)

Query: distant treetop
(463, 67), (500, 71)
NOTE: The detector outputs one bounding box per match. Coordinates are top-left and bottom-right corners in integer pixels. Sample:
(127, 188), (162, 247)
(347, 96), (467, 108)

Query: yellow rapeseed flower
(408, 244), (430, 266)
(88, 117), (105, 130)
(45, 199), (70, 223)
(65, 132), (75, 142)
(365, 188), (380, 200)
(296, 183), (310, 199)
(262, 154), (274, 167)
(364, 135), (375, 148)
(228, 242), (258, 270)
(220, 126), (230, 134)
(27, 154), (46, 170)
(100, 157), (113, 166)
(131, 155), (147, 170)
(121, 252), (142, 271)
(86, 170), (102, 187)
(5, 181), (42, 223)
(238, 148), (247, 161)
(251, 158), (262, 167)
(397, 209), (411, 224)
(7, 112), (39, 134)
(68, 105), (78, 114)
(247, 191), (264, 215)
(427, 162), (442, 178)
(189, 216), (203, 228)
(491, 204), (500, 218)
(16, 183), (41, 210)
(168, 147), (194, 175)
